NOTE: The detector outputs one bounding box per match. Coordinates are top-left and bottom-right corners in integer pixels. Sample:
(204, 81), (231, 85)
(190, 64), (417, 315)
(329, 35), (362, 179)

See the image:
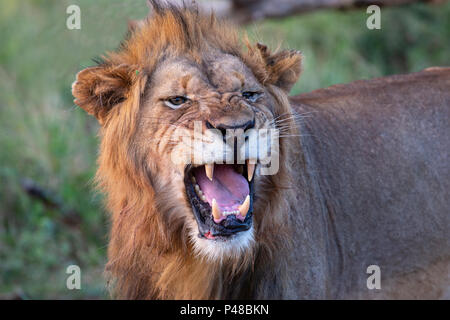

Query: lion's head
(72, 1), (302, 298)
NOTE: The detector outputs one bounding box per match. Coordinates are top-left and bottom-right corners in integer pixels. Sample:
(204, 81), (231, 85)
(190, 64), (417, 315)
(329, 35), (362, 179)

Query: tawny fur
(72, 2), (450, 299)
(73, 3), (299, 299)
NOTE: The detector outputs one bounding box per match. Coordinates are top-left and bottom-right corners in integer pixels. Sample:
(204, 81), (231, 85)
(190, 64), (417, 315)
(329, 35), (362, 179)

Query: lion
(72, 1), (450, 299)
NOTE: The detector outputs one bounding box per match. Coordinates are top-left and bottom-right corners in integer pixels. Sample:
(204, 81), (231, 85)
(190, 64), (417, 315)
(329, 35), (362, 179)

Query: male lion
(72, 2), (450, 299)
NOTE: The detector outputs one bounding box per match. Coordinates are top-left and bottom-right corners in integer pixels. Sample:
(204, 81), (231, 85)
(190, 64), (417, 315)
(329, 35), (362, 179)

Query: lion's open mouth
(185, 162), (255, 241)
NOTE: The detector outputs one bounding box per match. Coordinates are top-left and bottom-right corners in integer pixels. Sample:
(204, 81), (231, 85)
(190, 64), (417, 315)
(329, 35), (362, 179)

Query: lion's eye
(242, 91), (261, 103)
(165, 96), (188, 109)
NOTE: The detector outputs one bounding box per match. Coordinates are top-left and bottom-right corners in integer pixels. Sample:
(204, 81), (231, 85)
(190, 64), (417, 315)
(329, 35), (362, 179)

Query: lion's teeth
(223, 210), (239, 216)
(201, 195), (206, 201)
(191, 176), (196, 183)
(246, 160), (256, 181)
(212, 198), (222, 220)
(194, 184), (204, 198)
(205, 164), (214, 181)
(238, 195), (250, 217)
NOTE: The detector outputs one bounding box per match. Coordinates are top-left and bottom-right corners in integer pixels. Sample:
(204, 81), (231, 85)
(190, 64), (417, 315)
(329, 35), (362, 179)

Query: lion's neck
(153, 254), (251, 299)
(147, 241), (291, 299)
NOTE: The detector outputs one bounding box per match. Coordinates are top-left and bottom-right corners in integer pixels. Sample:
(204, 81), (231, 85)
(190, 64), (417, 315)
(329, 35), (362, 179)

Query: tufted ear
(256, 43), (302, 93)
(72, 64), (134, 123)
(127, 19), (145, 33)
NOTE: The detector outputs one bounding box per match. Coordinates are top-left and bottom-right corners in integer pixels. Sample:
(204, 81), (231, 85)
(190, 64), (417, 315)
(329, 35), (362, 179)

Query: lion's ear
(127, 19), (145, 33)
(72, 64), (133, 123)
(256, 43), (302, 93)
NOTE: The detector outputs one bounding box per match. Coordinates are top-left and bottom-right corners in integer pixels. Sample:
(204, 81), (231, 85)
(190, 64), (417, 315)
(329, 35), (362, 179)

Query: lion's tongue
(193, 164), (249, 209)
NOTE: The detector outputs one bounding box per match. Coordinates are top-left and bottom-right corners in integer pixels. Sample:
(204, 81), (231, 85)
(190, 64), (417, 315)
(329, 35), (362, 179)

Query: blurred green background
(0, 0), (448, 299)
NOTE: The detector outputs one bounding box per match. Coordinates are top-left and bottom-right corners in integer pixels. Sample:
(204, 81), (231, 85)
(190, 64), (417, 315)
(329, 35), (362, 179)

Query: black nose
(206, 119), (255, 137)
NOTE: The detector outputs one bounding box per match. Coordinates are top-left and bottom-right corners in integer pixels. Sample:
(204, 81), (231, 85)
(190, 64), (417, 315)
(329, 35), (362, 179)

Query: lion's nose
(206, 118), (255, 137)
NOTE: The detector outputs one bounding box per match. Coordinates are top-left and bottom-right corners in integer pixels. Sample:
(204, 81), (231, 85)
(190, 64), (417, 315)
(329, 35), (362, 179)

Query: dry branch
(196, 0), (444, 24)
(21, 178), (81, 227)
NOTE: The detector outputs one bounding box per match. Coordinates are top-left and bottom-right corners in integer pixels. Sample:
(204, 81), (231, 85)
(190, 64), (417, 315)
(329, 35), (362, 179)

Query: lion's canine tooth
(205, 164), (214, 181)
(246, 160), (256, 181)
(191, 176), (196, 183)
(238, 195), (250, 217)
(195, 184), (200, 192)
(212, 198), (222, 220)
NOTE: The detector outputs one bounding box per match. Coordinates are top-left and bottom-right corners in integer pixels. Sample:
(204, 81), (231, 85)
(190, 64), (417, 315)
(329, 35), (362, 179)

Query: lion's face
(136, 52), (279, 259)
(72, 5), (302, 262)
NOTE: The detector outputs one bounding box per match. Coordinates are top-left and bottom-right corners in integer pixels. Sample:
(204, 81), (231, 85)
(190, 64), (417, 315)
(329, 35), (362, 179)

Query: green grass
(246, 3), (450, 95)
(0, 0), (448, 299)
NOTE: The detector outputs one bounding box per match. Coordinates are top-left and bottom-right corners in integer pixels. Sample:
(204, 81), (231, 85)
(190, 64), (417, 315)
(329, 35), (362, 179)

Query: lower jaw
(184, 165), (254, 241)
(189, 197), (254, 241)
(190, 225), (256, 261)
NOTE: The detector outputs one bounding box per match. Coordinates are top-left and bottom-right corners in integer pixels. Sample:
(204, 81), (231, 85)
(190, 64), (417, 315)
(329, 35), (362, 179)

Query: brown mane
(74, 2), (300, 299)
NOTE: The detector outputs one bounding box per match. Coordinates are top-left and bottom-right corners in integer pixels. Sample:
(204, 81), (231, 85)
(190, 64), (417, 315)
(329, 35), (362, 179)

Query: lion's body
(72, 2), (450, 299)
(283, 67), (450, 299)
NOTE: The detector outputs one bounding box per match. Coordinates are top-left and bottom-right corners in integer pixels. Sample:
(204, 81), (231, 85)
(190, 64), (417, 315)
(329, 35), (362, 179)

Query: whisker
(274, 116), (312, 124)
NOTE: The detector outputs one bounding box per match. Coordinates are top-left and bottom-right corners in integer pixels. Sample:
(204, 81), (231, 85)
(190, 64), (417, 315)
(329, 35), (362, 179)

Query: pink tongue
(193, 164), (249, 210)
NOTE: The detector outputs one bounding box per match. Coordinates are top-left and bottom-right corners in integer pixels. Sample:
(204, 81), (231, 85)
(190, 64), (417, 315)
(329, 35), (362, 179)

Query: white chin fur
(189, 225), (255, 262)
